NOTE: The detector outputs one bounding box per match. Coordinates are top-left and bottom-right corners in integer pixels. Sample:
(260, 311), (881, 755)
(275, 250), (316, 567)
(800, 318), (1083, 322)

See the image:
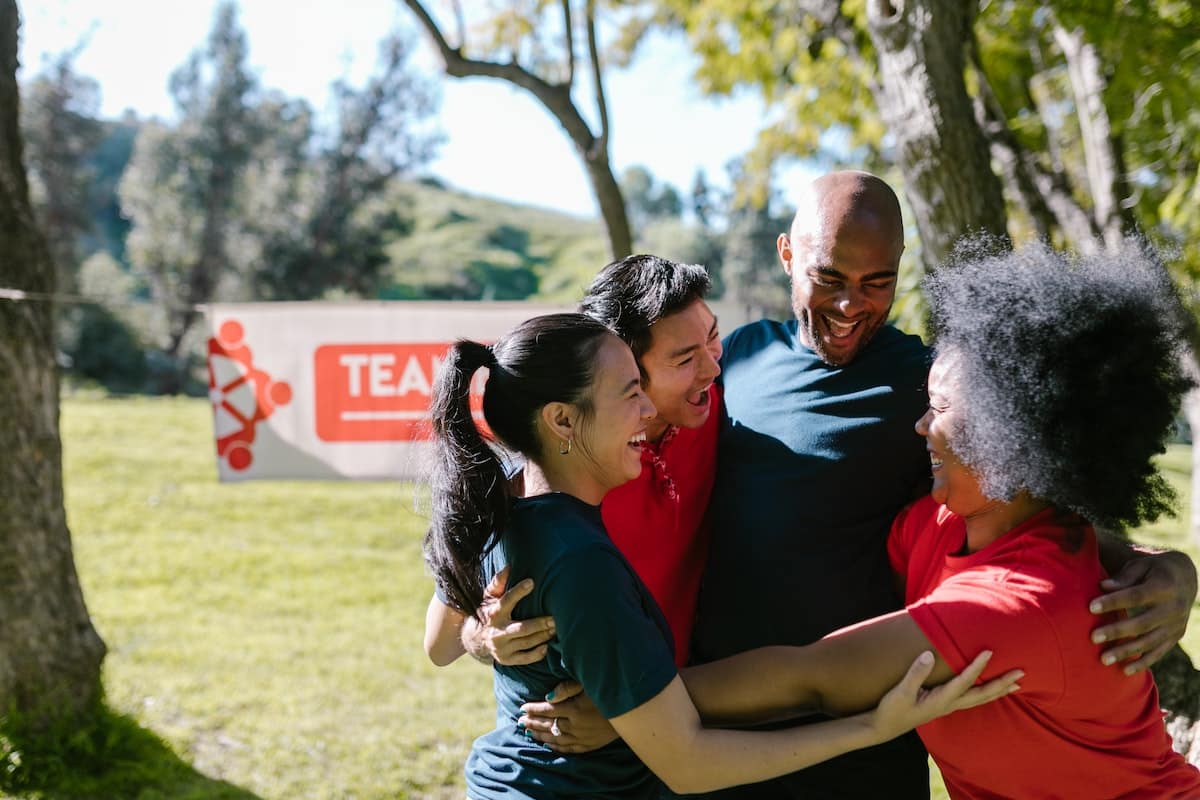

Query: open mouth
(686, 386), (711, 408)
(929, 451), (944, 470)
(628, 431), (647, 449)
(823, 314), (861, 341)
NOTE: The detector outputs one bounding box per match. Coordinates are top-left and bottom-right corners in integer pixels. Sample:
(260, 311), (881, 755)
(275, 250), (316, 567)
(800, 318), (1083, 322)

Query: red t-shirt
(888, 497), (1200, 799)
(601, 385), (720, 666)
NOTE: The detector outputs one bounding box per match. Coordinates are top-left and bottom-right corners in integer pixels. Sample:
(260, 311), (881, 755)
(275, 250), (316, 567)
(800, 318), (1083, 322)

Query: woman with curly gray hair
(685, 241), (1200, 798)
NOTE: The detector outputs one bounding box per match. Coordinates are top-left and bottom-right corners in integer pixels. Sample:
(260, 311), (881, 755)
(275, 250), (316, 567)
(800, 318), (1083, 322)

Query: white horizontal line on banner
(340, 410), (429, 421)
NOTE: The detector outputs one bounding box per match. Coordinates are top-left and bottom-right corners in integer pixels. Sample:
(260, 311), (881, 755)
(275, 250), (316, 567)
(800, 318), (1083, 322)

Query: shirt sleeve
(540, 544), (678, 719)
(907, 569), (1066, 701)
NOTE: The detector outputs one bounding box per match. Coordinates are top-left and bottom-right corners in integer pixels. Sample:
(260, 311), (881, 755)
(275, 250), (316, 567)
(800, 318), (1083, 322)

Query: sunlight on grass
(60, 396), (492, 799)
(42, 399), (1200, 799)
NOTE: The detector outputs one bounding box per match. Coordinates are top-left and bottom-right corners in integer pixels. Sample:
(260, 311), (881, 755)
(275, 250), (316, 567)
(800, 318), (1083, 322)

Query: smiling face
(572, 335), (658, 492)
(915, 353), (991, 515)
(779, 215), (901, 366)
(637, 299), (722, 441)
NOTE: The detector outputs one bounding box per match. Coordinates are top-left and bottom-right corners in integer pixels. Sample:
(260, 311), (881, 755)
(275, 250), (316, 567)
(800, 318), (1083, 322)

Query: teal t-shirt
(465, 493), (678, 800)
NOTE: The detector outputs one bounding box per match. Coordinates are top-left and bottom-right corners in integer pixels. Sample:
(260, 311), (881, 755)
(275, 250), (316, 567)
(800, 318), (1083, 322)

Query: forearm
(682, 610), (946, 722)
(614, 676), (884, 795)
(680, 647), (818, 724)
(658, 713), (882, 794)
(423, 596), (467, 666)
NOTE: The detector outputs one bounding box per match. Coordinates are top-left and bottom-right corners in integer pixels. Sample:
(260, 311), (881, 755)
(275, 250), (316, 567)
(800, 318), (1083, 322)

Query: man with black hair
(424, 254), (723, 676)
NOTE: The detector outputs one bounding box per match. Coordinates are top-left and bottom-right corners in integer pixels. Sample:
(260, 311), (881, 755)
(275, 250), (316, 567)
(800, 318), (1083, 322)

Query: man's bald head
(790, 171), (904, 251)
(778, 171), (906, 365)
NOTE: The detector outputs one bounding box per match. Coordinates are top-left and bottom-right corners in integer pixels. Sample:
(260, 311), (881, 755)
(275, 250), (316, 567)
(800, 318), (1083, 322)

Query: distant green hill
(381, 179), (610, 303)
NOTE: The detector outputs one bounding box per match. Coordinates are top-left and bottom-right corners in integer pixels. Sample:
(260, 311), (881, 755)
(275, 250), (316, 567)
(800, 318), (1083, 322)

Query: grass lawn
(10, 397), (1199, 798)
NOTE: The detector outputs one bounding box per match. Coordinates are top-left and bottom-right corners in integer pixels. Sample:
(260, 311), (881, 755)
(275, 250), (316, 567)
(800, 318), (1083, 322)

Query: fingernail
(1008, 684), (1021, 693)
(1092, 631), (1106, 643)
(1090, 601), (1103, 614)
(1014, 671), (1025, 680)
(919, 651), (933, 665)
(547, 620), (556, 633)
(1124, 665), (1139, 676)
(1102, 653), (1116, 666)
(980, 650), (993, 661)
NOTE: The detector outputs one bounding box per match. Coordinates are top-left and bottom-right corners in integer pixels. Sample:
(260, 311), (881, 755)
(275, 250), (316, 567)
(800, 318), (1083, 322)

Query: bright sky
(19, 0), (789, 219)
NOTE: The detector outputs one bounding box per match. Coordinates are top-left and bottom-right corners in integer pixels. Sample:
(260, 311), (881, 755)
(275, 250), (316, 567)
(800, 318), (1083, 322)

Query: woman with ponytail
(422, 313), (1016, 799)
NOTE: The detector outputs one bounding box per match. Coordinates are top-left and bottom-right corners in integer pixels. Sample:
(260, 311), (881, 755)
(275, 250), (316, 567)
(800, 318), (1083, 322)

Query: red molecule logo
(207, 319), (292, 472)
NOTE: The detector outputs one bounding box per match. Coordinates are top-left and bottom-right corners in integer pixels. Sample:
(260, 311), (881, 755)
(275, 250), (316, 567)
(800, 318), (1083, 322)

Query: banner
(205, 302), (569, 481)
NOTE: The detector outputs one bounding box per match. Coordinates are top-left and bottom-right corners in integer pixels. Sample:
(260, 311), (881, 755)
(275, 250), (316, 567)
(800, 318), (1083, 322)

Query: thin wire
(0, 286), (206, 312)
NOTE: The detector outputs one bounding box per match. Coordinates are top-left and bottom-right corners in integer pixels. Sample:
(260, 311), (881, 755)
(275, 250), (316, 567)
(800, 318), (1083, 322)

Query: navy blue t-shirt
(688, 319), (932, 799)
(465, 493), (678, 800)
(693, 320), (931, 659)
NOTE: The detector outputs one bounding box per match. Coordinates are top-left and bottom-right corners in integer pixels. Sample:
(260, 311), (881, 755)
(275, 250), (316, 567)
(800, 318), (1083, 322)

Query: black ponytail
(424, 313), (612, 616)
(425, 340), (508, 617)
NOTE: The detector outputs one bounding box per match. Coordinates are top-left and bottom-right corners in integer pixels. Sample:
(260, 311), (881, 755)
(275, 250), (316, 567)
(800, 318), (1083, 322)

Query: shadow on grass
(1, 702), (262, 800)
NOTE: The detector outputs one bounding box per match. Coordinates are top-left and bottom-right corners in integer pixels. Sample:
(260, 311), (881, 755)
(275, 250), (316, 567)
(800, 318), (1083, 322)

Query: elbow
(426, 648), (454, 668)
(423, 634), (462, 667)
(659, 768), (729, 795)
(658, 771), (704, 796)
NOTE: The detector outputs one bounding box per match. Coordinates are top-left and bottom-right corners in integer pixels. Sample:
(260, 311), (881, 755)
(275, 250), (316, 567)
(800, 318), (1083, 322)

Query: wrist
(460, 617), (493, 664)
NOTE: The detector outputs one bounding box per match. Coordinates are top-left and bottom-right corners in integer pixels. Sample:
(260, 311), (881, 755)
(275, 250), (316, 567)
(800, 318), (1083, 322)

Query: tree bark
(1052, 21), (1131, 250)
(0, 0), (105, 724)
(864, 0), (1008, 266)
(401, 0), (632, 259)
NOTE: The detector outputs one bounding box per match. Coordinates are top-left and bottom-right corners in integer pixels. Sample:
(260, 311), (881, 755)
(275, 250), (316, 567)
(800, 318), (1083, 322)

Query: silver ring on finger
(550, 717), (561, 737)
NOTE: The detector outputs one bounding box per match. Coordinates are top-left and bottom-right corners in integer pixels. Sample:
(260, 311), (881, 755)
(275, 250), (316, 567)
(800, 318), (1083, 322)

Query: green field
(12, 397), (1199, 798)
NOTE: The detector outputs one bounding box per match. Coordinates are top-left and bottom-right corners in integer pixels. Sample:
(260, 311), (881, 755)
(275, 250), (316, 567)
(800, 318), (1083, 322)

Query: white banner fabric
(205, 301), (570, 481)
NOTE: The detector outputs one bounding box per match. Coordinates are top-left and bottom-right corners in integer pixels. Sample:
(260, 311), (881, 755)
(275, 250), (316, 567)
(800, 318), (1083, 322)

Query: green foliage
(64, 305), (149, 394)
(250, 32), (440, 301)
(20, 49), (106, 290)
(621, 165), (683, 234)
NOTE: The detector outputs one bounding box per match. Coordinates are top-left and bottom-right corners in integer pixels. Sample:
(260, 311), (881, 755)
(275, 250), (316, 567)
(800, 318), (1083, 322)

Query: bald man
(690, 171), (932, 798)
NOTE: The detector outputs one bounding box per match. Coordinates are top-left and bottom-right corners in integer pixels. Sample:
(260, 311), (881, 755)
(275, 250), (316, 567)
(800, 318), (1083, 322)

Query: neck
(962, 493), (1051, 552)
(531, 453), (607, 506)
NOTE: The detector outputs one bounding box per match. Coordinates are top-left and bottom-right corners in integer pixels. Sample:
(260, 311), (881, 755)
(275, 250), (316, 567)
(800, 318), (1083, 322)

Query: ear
(777, 233), (793, 276)
(539, 401), (576, 442)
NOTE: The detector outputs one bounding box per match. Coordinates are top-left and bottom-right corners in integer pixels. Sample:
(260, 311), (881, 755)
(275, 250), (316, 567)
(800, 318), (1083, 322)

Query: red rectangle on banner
(315, 343), (485, 442)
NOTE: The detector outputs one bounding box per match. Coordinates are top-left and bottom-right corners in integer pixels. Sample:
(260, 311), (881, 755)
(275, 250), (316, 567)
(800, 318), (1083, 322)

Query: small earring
(558, 438), (573, 456)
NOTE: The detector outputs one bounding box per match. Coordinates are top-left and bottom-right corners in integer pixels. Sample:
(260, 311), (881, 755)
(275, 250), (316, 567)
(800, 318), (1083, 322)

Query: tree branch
(561, 0), (575, 87)
(1050, 16), (1132, 249)
(585, 0), (609, 150)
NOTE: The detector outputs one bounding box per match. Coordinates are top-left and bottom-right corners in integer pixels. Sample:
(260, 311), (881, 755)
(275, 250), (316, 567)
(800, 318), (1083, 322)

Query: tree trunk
(582, 145), (632, 259)
(1052, 22), (1129, 250)
(0, 0), (105, 724)
(865, 0), (1008, 266)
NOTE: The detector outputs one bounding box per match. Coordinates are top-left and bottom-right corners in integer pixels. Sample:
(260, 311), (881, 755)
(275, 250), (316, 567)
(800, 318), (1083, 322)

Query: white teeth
(629, 432), (646, 444)
(930, 455), (943, 468)
(824, 315), (858, 338)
